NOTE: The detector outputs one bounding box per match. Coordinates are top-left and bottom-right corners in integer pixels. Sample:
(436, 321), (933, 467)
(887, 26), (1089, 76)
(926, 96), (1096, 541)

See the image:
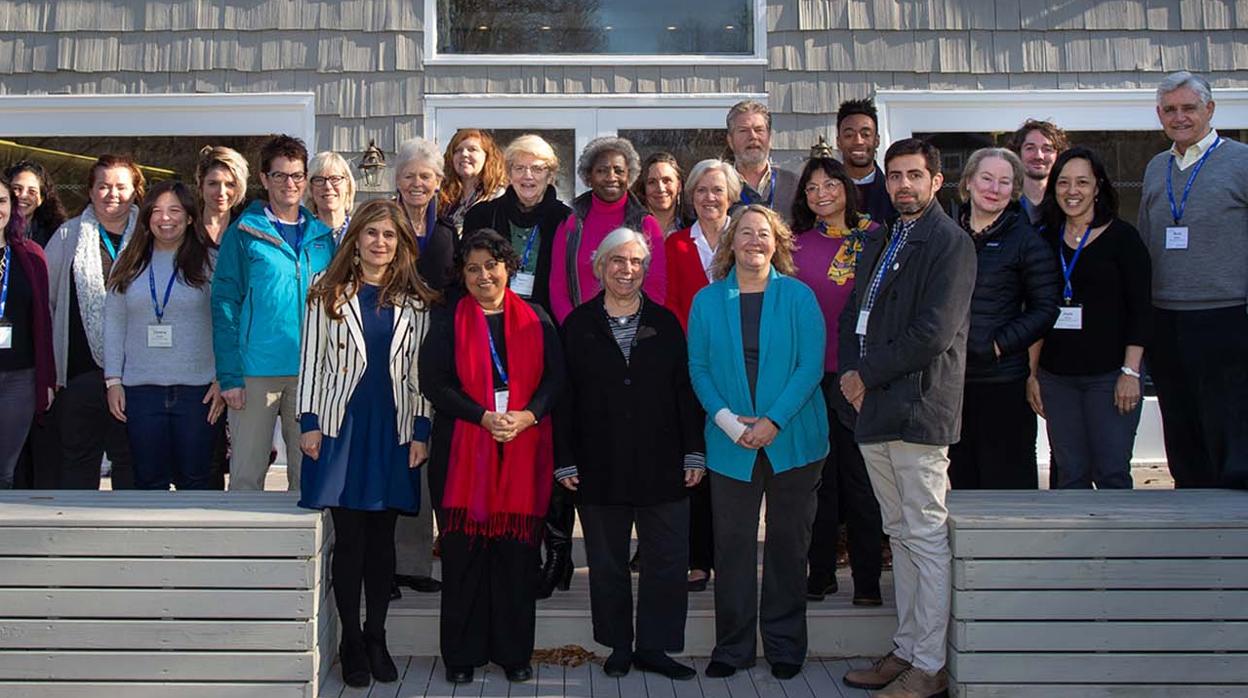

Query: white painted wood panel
(946, 490), (1248, 529)
(0, 683), (311, 698)
(0, 588), (314, 619)
(951, 620), (1248, 652)
(0, 620), (313, 650)
(0, 651), (312, 681)
(949, 652), (1248, 684)
(956, 686), (1247, 698)
(950, 528), (1248, 558)
(952, 590), (1248, 620)
(953, 558), (1248, 590)
(0, 528), (317, 557)
(0, 557), (317, 588)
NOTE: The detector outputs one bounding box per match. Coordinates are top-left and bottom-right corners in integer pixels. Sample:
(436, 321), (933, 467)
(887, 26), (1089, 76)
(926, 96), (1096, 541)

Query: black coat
(557, 292), (704, 506)
(960, 206), (1062, 383)
(462, 185), (570, 317)
(838, 202), (978, 446)
(417, 216), (459, 293)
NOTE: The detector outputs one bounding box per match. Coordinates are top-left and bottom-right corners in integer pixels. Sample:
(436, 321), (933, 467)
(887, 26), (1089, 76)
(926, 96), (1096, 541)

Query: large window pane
(912, 129), (1248, 228)
(438, 0), (753, 55)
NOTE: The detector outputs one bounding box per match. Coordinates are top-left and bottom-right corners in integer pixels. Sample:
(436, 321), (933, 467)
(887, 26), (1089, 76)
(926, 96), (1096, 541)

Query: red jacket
(663, 226), (711, 331)
(10, 238), (55, 414)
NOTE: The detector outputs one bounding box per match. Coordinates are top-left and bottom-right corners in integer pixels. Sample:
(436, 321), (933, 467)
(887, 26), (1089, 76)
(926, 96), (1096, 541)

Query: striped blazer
(296, 281), (433, 441)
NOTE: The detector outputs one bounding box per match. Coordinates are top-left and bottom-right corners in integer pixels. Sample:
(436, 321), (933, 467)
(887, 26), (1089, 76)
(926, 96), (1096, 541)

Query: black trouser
(710, 454), (821, 667)
(440, 532), (540, 669)
(207, 423), (229, 490)
(56, 369), (133, 489)
(580, 499), (689, 652)
(330, 508), (398, 642)
(1150, 306), (1248, 489)
(688, 477), (714, 572)
(809, 373), (883, 595)
(949, 379), (1038, 489)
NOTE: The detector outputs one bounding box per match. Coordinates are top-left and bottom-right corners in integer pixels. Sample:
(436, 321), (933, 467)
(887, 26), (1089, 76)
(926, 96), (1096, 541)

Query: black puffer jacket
(960, 205), (1061, 383)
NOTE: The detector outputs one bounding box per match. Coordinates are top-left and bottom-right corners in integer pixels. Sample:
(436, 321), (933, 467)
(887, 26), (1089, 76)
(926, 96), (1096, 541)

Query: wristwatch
(1120, 366), (1141, 378)
(104, 377), (122, 388)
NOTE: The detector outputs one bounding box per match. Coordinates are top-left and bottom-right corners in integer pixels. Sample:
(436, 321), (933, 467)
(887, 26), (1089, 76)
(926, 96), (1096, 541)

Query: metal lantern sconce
(357, 140), (387, 188)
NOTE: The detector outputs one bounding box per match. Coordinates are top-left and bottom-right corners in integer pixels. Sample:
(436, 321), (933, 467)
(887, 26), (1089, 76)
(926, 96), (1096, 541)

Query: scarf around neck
(443, 289), (553, 544)
(71, 205), (136, 367)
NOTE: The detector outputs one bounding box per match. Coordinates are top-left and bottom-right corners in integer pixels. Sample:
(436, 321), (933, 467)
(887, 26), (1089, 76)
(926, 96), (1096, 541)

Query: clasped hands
(481, 409), (537, 443)
(736, 415), (778, 449)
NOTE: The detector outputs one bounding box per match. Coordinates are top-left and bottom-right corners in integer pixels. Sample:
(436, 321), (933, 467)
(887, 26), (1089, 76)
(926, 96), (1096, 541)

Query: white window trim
(426, 93), (763, 195)
(422, 0), (767, 66)
(0, 93), (316, 149)
(875, 88), (1248, 153)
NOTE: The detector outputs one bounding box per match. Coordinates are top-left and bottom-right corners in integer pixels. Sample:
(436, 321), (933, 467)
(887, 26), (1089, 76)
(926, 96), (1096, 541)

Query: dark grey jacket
(837, 202), (978, 446)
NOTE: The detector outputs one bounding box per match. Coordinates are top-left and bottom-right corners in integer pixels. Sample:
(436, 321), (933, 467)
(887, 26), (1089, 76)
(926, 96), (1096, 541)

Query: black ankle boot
(363, 630), (398, 683)
(339, 635), (371, 688)
(537, 520), (573, 599)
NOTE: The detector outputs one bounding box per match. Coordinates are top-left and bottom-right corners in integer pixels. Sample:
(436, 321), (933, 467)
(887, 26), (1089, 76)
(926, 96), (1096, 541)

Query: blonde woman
(307, 151), (357, 245)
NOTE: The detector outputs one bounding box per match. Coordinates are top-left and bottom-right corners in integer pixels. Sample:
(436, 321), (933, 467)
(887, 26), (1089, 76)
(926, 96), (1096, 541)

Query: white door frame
(426, 93), (763, 194)
(0, 93), (317, 148)
(875, 88), (1248, 151)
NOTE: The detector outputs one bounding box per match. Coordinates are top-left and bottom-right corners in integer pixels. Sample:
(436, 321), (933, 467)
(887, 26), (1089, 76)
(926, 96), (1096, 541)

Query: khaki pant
(859, 440), (951, 674)
(227, 375), (302, 491)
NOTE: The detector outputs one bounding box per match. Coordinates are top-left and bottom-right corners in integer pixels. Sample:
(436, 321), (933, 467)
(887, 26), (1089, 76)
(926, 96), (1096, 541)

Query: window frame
(423, 0), (768, 66)
(426, 93), (763, 196)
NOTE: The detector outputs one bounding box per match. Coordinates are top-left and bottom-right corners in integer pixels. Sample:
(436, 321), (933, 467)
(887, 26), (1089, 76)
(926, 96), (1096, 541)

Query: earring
(352, 251), (360, 266)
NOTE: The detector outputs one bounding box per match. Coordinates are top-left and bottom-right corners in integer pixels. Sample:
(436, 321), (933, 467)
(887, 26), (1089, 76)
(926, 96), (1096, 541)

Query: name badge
(0, 320), (11, 350)
(855, 310), (870, 336)
(1165, 226), (1189, 250)
(511, 272), (536, 298)
(1054, 306), (1083, 330)
(147, 324), (174, 348)
(493, 389), (510, 414)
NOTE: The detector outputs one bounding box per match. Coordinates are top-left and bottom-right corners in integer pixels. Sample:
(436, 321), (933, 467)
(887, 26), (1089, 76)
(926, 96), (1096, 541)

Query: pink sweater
(549, 194), (667, 323)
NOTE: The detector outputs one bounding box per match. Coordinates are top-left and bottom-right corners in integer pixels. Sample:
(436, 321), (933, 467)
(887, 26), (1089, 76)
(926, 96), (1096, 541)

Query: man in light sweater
(1138, 71), (1248, 490)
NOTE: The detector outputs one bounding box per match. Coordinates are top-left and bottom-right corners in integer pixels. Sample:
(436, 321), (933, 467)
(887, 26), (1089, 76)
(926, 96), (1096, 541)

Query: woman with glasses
(307, 152), (357, 245)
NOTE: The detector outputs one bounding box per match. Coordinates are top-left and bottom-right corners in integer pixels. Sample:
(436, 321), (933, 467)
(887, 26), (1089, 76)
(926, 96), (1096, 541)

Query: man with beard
(837, 138), (976, 698)
(836, 99), (897, 225)
(725, 100), (798, 221)
(1008, 119), (1068, 226)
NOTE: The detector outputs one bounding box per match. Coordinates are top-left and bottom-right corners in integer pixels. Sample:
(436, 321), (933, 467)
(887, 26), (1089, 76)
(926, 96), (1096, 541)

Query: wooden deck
(319, 656), (879, 698)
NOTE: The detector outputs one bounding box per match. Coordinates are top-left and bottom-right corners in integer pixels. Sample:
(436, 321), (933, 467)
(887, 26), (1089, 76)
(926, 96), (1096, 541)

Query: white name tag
(493, 389), (510, 414)
(511, 272), (536, 298)
(1054, 306), (1083, 330)
(1165, 226), (1189, 250)
(147, 324), (174, 348)
(0, 323), (11, 350)
(855, 310), (870, 336)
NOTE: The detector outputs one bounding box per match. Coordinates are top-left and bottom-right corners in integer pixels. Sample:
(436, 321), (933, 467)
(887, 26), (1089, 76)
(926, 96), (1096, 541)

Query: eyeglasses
(804, 180), (844, 195)
(266, 171), (307, 184)
(310, 175), (347, 187)
(510, 163), (549, 176)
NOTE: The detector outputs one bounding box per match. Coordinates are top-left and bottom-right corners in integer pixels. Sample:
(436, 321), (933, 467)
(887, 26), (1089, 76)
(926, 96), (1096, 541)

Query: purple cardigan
(11, 238), (55, 414)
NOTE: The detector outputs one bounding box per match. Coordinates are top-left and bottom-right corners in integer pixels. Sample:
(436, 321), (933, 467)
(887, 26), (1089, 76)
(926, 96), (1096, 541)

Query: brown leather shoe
(872, 666), (948, 698)
(843, 651), (911, 690)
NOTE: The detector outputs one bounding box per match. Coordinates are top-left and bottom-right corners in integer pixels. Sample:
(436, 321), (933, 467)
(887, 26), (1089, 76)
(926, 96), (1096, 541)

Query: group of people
(0, 69), (1244, 698)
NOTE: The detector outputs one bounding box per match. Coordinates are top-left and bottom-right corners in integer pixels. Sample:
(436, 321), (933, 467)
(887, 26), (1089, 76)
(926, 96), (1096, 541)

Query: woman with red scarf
(418, 228), (565, 685)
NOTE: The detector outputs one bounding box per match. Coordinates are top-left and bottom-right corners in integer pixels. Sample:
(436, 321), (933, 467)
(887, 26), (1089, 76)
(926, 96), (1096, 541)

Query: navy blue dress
(299, 284), (425, 513)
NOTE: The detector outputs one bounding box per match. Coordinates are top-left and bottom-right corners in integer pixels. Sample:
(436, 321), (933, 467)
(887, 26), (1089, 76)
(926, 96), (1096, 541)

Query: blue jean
(124, 384), (220, 490)
(1038, 369), (1139, 489)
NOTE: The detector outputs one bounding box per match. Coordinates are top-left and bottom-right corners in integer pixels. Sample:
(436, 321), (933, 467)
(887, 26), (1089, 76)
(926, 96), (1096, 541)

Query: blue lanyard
(97, 224), (120, 261)
(0, 245), (11, 319)
(1166, 137), (1221, 225)
(872, 228), (907, 294)
(742, 169), (776, 209)
(147, 257), (178, 323)
(486, 323), (508, 385)
(1058, 224), (1093, 304)
(519, 225), (539, 270)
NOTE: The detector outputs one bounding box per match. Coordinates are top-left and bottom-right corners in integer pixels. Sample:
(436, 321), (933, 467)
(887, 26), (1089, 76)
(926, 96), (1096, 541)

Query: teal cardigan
(687, 267), (829, 481)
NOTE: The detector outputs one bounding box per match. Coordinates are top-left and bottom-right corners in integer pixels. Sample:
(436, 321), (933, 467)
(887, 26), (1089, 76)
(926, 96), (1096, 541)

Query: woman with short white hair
(306, 151), (357, 245)
(558, 226), (704, 681)
(394, 138), (456, 291)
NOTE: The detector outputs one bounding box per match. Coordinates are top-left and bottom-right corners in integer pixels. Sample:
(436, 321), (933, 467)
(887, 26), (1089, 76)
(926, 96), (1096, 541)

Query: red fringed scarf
(442, 290), (553, 545)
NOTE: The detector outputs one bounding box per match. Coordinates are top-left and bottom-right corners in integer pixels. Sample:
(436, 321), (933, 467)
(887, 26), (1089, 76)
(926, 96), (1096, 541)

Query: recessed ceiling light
(476, 25), (488, 31)
(667, 25), (677, 31)
(725, 24), (735, 30)
(540, 25), (551, 30)
(604, 25), (613, 30)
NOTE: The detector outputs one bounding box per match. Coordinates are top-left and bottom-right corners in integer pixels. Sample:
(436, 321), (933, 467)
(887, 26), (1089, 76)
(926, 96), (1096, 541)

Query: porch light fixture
(356, 140), (387, 189)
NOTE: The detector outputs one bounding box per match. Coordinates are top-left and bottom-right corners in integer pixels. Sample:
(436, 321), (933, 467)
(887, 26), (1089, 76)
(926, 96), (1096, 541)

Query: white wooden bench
(0, 491), (336, 698)
(947, 489), (1248, 698)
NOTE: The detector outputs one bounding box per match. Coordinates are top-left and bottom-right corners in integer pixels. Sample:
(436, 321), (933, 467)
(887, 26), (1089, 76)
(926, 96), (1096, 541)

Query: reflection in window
(437, 0), (753, 55)
(909, 130), (1248, 228)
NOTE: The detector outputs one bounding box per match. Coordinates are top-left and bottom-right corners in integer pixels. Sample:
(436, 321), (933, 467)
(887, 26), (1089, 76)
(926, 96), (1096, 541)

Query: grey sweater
(104, 248), (216, 386)
(1138, 136), (1248, 311)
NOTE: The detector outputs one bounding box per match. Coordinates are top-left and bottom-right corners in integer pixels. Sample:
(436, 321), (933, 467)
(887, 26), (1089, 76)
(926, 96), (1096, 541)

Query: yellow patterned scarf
(819, 218), (873, 286)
